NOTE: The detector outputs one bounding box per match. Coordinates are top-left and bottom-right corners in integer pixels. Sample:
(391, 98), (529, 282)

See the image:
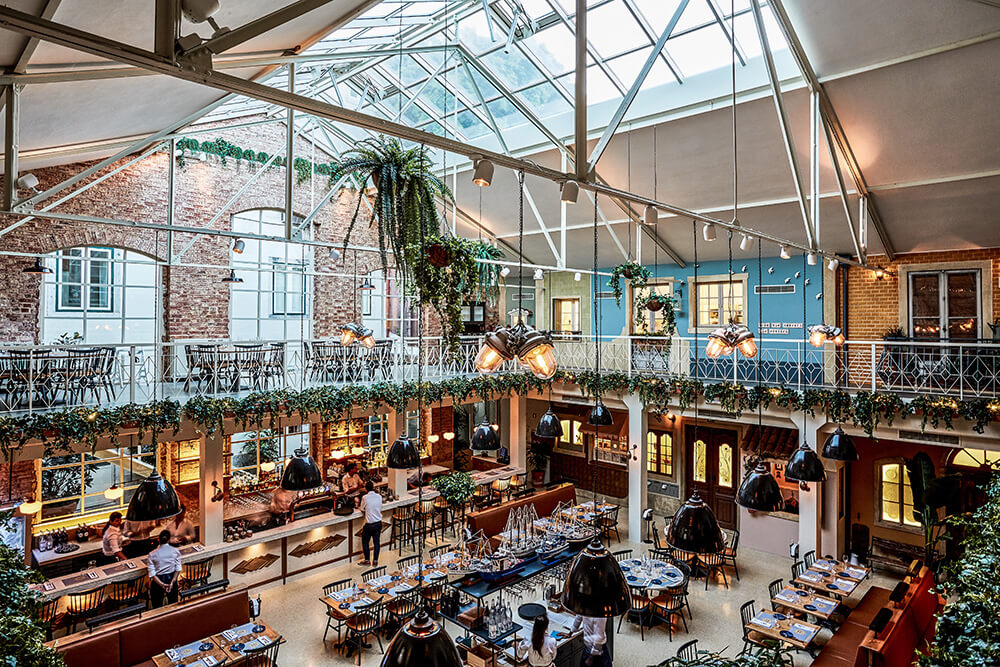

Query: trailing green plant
(174, 137), (339, 184)
(918, 473), (1000, 667)
(0, 511), (66, 666)
(431, 471), (476, 505)
(335, 136), (452, 273)
(905, 452), (962, 570)
(652, 643), (791, 666)
(633, 291), (677, 337)
(607, 261), (651, 307)
(882, 325), (907, 340)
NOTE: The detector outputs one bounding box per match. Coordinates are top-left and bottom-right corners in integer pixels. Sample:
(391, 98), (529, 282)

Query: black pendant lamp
(666, 492), (726, 554)
(280, 447), (322, 491)
(381, 609), (462, 667)
(821, 425), (859, 461)
(785, 443), (828, 485)
(562, 538), (630, 617)
(736, 462), (785, 512)
(587, 401), (613, 426)
(126, 469), (180, 522)
(386, 434), (420, 469)
(470, 420), (500, 451)
(534, 407), (563, 439)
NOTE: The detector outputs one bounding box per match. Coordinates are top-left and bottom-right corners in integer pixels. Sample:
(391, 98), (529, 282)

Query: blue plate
(796, 590), (808, 596)
(378, 587), (389, 594)
(415, 575), (424, 581)
(339, 602), (350, 609)
(391, 575), (401, 581)
(232, 643), (245, 652)
(199, 643), (213, 651)
(627, 575), (637, 582)
(819, 571), (831, 577)
(779, 630), (793, 639)
(826, 583), (839, 590)
(651, 578), (662, 585)
(804, 604), (817, 611)
(774, 613), (786, 621)
(252, 624), (265, 633)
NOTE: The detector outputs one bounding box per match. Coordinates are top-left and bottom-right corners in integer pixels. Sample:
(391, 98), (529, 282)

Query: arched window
(41, 246), (159, 345)
(875, 459), (920, 529)
(948, 447), (1000, 470)
(230, 209), (311, 341)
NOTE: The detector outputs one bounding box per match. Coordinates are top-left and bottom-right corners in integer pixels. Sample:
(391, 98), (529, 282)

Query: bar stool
(390, 506), (415, 555)
(65, 585), (106, 633)
(508, 473), (526, 496)
(432, 497), (451, 541)
(107, 572), (148, 609)
(490, 477), (511, 504)
(472, 484), (491, 510)
(180, 556), (214, 589)
(412, 499), (436, 549)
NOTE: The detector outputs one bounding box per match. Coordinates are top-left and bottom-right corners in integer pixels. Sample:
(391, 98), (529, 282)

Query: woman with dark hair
(100, 512), (126, 564)
(515, 614), (557, 666)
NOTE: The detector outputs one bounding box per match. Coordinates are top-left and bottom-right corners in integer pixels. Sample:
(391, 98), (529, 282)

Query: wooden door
(685, 425), (738, 530)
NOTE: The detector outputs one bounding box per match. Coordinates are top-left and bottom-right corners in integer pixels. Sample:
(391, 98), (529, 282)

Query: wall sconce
(874, 267), (885, 280)
(211, 481), (224, 502)
(630, 444), (639, 462)
(443, 431), (455, 441)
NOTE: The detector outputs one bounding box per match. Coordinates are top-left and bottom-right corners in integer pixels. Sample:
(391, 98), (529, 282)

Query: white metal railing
(1, 335), (998, 415)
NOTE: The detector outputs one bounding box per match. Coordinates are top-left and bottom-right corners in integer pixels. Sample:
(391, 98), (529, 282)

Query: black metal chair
(599, 505), (621, 544)
(676, 639), (699, 660)
(791, 560), (806, 584)
(617, 585), (650, 641)
(739, 600), (768, 654)
(395, 555), (418, 571)
(722, 529), (740, 581)
(385, 590), (418, 631)
(612, 549), (632, 562)
(650, 585), (687, 641)
(323, 578), (354, 644)
(428, 544), (451, 560)
(343, 600), (383, 664)
(419, 582), (444, 616)
(700, 550), (729, 590)
(361, 566), (386, 583)
(237, 634), (281, 666)
(390, 506), (414, 555)
(768, 578), (786, 612)
(803, 549), (816, 569)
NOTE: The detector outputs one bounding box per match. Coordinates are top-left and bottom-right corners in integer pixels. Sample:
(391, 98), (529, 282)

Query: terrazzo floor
(253, 518), (898, 666)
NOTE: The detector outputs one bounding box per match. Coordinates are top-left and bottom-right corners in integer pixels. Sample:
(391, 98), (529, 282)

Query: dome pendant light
(562, 538), (630, 617)
(666, 492), (725, 553)
(381, 609), (463, 667)
(280, 447), (323, 491)
(821, 425), (859, 461)
(126, 469), (181, 522)
(387, 434), (421, 469)
(535, 407), (563, 439)
(587, 401), (613, 426)
(471, 420), (501, 451)
(736, 462), (784, 512)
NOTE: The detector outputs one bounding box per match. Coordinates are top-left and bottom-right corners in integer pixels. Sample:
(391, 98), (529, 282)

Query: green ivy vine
(174, 137), (340, 185)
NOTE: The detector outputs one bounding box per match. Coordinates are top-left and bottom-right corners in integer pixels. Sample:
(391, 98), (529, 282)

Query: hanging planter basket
(645, 296), (664, 312)
(426, 242), (452, 268)
(621, 266), (636, 279)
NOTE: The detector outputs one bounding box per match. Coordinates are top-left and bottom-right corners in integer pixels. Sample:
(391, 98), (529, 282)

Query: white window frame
(55, 247), (115, 313)
(687, 273), (748, 334)
(631, 280), (675, 335)
(552, 297), (580, 333)
(907, 269), (981, 340)
(897, 260), (993, 340)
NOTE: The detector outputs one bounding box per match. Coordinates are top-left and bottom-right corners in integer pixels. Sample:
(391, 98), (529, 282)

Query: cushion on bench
(57, 628), (120, 667)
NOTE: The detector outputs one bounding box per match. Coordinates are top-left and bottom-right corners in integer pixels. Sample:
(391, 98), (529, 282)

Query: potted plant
(431, 471), (476, 506)
(528, 439), (552, 487)
(607, 261), (651, 307)
(905, 452), (962, 571)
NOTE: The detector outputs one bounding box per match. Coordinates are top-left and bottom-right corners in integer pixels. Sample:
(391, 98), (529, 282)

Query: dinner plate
(199, 643), (213, 651)
(651, 579), (662, 585)
(391, 575), (401, 581)
(774, 613), (786, 620)
(804, 604), (817, 611)
(339, 602), (350, 609)
(231, 643), (244, 652)
(252, 625), (265, 633)
(378, 587), (389, 594)
(779, 630), (793, 639)
(826, 583), (839, 590)
(627, 575), (638, 582)
(796, 590), (808, 596)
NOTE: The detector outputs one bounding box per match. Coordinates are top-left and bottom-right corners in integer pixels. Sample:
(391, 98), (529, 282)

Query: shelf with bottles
(327, 418), (368, 440)
(227, 468), (281, 497)
(765, 459), (800, 516)
(592, 435), (628, 467)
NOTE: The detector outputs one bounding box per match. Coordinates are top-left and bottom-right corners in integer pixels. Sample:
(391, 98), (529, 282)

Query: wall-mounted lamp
(210, 481), (224, 502)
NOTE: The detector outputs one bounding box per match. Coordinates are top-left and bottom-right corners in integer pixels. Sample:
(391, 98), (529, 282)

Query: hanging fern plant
(334, 136), (452, 273)
(607, 260), (651, 306)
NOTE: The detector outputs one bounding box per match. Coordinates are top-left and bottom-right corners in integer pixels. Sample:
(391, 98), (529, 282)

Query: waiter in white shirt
(100, 512), (127, 564)
(568, 614), (612, 667)
(358, 481), (383, 567)
(165, 504), (196, 546)
(148, 530), (181, 608)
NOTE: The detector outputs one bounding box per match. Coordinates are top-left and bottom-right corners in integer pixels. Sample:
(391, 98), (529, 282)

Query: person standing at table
(567, 614), (612, 667)
(516, 614), (557, 666)
(100, 512), (127, 564)
(148, 530), (181, 608)
(358, 481), (382, 567)
(166, 504), (196, 546)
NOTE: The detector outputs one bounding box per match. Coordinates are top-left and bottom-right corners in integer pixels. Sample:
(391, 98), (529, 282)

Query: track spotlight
(574, 272), (581, 282)
(739, 234), (754, 251)
(232, 238), (245, 254)
(533, 269), (544, 280)
(807, 252), (817, 266)
(702, 222), (717, 242)
(644, 204), (657, 226)
(500, 266), (511, 278)
(472, 158), (494, 187)
(779, 246), (791, 260)
(15, 173), (39, 192)
(561, 179), (579, 203)
(827, 257), (839, 271)
(329, 247), (341, 261)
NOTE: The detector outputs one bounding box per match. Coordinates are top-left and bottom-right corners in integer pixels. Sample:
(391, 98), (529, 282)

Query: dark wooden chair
(390, 506), (414, 555)
(361, 566), (386, 583)
(617, 585), (650, 640)
(676, 639), (698, 660)
(107, 571), (148, 609)
(419, 582), (444, 615)
(650, 586), (687, 641)
(722, 529), (740, 580)
(803, 549), (816, 569)
(344, 600), (383, 664)
(791, 560), (806, 584)
(599, 505), (621, 544)
(323, 578), (354, 644)
(700, 551), (729, 590)
(396, 555), (418, 571)
(612, 549), (632, 562)
(739, 600), (768, 654)
(385, 590), (418, 631)
(428, 544), (451, 560)
(38, 595), (65, 640)
(65, 585), (106, 633)
(181, 556), (214, 589)
(236, 634), (281, 666)
(768, 578), (786, 612)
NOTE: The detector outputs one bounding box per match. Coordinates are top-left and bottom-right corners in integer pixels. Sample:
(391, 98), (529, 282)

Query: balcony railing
(1, 335), (998, 415)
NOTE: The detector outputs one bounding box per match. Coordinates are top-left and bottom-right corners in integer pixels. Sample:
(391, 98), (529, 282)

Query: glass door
(685, 425), (737, 530)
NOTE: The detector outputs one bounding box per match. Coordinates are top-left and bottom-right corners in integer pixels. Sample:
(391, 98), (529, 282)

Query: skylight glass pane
(517, 83), (571, 119)
(664, 24), (734, 77)
(732, 5), (788, 55)
(557, 66), (619, 104)
(456, 110), (492, 138)
(451, 64), (500, 103)
(481, 48), (545, 91)
(417, 79), (460, 116)
(586, 2), (643, 59)
(520, 24), (576, 75)
(400, 1), (445, 17)
(381, 55), (430, 85)
(672, 0), (716, 33)
(520, 0), (556, 20)
(458, 12), (497, 54)
(486, 97), (525, 129)
(605, 49), (674, 90)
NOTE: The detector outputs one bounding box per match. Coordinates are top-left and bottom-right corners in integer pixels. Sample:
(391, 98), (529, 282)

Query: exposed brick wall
(430, 405), (454, 469)
(0, 115), (448, 343)
(0, 460), (37, 505)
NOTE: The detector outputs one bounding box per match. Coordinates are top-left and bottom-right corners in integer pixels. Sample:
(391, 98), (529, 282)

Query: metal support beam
(621, 0), (684, 84)
(154, 0), (179, 60)
(810, 90), (820, 249)
(285, 64), (295, 239)
(12, 0), (62, 73)
(3, 84), (20, 212)
(767, 0), (894, 260)
(458, 53), (509, 154)
(749, 0), (815, 250)
(167, 137), (175, 264)
(184, 0), (342, 56)
(522, 183), (561, 265)
(586, 0), (688, 173)
(821, 114), (863, 263)
(574, 0), (588, 179)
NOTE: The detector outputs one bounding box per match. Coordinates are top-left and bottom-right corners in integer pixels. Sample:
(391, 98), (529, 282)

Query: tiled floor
(255, 519), (898, 666)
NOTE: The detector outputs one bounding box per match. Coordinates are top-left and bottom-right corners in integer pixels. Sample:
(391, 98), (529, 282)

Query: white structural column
(624, 394), (648, 541)
(200, 431), (225, 546)
(386, 410), (408, 499)
(506, 394), (527, 471)
(797, 412), (826, 556)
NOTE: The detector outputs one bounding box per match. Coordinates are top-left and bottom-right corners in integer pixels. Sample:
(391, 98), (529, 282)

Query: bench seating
(56, 588), (250, 667)
(869, 536), (925, 574)
(466, 483), (576, 538)
(811, 586), (891, 667)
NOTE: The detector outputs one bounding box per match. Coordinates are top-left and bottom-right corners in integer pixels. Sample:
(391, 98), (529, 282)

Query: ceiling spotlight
(561, 179), (579, 203)
(573, 271), (582, 282)
(702, 222), (717, 242)
(472, 158), (494, 187)
(644, 204), (657, 226)
(15, 173), (39, 192)
(232, 238), (245, 254)
(779, 246), (791, 260)
(827, 257), (839, 271)
(221, 269), (243, 283)
(500, 266), (511, 278)
(329, 247), (341, 261)
(807, 252), (817, 266)
(739, 234), (754, 251)
(533, 268), (544, 280)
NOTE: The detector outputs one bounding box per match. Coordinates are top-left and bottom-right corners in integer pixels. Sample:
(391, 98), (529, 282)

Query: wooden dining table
(794, 559), (870, 598)
(151, 620), (281, 666)
(211, 621), (283, 660)
(319, 557), (457, 620)
(745, 609), (822, 651)
(771, 585), (841, 621)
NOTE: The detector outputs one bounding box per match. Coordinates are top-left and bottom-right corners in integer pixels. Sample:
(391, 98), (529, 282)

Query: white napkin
(834, 578), (853, 589)
(165, 649), (180, 661)
(750, 615), (775, 629)
(329, 589), (351, 601)
(846, 567), (867, 579)
(792, 622), (814, 632)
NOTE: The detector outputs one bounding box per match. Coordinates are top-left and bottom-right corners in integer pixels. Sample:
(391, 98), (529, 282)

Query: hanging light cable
(474, 171), (556, 379)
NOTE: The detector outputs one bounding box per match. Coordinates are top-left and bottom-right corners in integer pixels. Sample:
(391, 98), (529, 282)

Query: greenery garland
(918, 473), (1000, 666)
(174, 137), (340, 185)
(2, 371), (999, 461)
